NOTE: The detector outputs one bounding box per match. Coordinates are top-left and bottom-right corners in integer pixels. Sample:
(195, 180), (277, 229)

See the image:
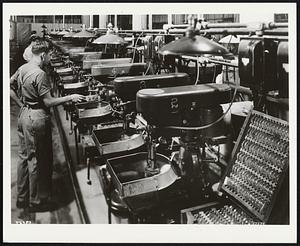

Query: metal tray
(59, 74), (78, 84)
(63, 81), (89, 95)
(50, 61), (65, 68)
(75, 101), (113, 125)
(106, 152), (178, 199)
(75, 100), (99, 110)
(92, 125), (145, 156)
(56, 67), (73, 76)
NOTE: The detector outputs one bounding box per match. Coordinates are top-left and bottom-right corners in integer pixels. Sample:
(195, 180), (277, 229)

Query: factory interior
(8, 11), (291, 226)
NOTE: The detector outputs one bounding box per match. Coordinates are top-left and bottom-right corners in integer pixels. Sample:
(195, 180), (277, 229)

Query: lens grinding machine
(91, 73), (192, 159)
(106, 83), (233, 212)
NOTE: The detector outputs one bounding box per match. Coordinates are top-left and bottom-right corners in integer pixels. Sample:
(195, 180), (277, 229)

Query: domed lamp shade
(93, 33), (126, 45)
(158, 35), (230, 56)
(72, 30), (96, 39)
(57, 29), (69, 36)
(63, 30), (76, 38)
(72, 25), (96, 39)
(158, 15), (230, 57)
(49, 29), (59, 36)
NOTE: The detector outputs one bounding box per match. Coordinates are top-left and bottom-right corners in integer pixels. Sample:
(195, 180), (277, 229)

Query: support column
(99, 15), (107, 28)
(198, 13), (204, 20)
(63, 15), (65, 29)
(133, 15), (142, 30)
(168, 14), (172, 25)
(148, 14), (152, 30)
(141, 15), (147, 30)
(89, 15), (93, 28)
(114, 14), (117, 28)
(82, 15), (90, 28)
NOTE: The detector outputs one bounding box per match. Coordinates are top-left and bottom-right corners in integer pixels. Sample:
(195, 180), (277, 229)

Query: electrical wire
(212, 62), (217, 83)
(132, 32), (144, 63)
(227, 35), (233, 50)
(164, 86), (237, 131)
(144, 62), (152, 75)
(194, 56), (200, 85)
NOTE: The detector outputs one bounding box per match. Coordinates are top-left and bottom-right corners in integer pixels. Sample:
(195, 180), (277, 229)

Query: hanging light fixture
(63, 27), (76, 38)
(72, 24), (96, 39)
(92, 25), (125, 45)
(57, 29), (69, 36)
(158, 16), (230, 57)
(92, 33), (125, 45)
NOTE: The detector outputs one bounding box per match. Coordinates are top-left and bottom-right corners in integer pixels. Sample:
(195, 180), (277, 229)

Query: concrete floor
(55, 105), (115, 224)
(10, 100), (82, 224)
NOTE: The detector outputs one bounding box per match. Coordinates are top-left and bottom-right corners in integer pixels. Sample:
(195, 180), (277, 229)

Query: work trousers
(17, 106), (53, 206)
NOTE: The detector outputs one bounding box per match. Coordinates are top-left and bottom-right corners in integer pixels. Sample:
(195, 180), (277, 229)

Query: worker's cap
(30, 35), (41, 42)
(31, 40), (50, 55)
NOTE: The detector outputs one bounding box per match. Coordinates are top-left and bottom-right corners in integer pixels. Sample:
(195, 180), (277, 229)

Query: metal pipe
(120, 27), (288, 36)
(268, 22), (288, 28)
(206, 23), (248, 29)
(263, 29), (288, 35)
(207, 58), (239, 67)
(228, 84), (253, 96)
(181, 55), (238, 67)
(196, 28), (288, 36)
(167, 22), (287, 30)
(116, 29), (164, 33)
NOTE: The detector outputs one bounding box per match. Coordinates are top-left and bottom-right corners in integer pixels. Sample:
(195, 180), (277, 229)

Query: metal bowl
(107, 152), (178, 200)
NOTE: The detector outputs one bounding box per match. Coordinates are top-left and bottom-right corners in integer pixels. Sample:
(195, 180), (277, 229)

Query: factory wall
(238, 10), (275, 23)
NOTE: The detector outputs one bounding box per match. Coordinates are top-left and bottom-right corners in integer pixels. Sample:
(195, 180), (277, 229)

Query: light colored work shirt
(10, 62), (51, 108)
(23, 43), (34, 62)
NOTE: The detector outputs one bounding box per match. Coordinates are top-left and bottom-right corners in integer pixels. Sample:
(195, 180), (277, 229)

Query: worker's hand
(69, 94), (85, 103)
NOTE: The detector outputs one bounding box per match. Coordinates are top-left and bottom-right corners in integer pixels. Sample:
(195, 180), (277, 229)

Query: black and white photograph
(3, 2), (297, 244)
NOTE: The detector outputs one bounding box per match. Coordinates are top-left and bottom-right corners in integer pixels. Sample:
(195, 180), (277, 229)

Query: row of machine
(46, 18), (289, 224)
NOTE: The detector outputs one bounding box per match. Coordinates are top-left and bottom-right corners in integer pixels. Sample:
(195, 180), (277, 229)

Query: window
(65, 15), (82, 24)
(152, 14), (168, 29)
(93, 15), (99, 28)
(203, 14), (240, 23)
(16, 16), (34, 23)
(55, 15), (63, 24)
(35, 15), (53, 23)
(172, 14), (186, 25)
(117, 15), (132, 30)
(107, 15), (115, 27)
(274, 14), (288, 23)
(146, 14), (149, 29)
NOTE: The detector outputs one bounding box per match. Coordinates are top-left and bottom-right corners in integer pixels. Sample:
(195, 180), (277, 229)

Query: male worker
(23, 32), (41, 62)
(10, 40), (85, 213)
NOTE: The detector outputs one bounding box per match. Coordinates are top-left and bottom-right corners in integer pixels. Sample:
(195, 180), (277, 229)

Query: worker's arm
(42, 91), (85, 108)
(10, 89), (23, 107)
(10, 70), (23, 107)
(37, 70), (85, 107)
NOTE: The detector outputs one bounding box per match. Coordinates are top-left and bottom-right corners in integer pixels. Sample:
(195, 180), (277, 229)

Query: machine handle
(87, 158), (92, 185)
